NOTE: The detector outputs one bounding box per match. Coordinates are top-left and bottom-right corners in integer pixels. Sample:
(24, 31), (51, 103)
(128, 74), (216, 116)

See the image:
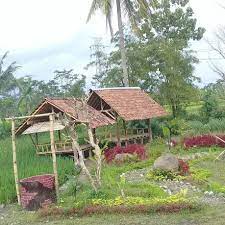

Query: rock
(0, 204), (5, 209)
(208, 191), (214, 196)
(114, 153), (135, 163)
(153, 153), (179, 172)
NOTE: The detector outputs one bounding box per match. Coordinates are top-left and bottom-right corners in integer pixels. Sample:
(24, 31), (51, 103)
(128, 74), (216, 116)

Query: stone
(0, 204), (5, 209)
(114, 153), (135, 163)
(153, 153), (179, 172)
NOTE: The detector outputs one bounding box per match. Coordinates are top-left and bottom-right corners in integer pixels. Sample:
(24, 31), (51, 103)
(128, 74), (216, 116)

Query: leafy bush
(104, 144), (146, 163)
(178, 159), (190, 176)
(146, 169), (185, 181)
(150, 119), (163, 138)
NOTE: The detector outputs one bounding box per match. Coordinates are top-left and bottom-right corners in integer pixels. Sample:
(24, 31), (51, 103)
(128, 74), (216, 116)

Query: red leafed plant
(183, 135), (225, 149)
(178, 159), (190, 176)
(104, 144), (146, 163)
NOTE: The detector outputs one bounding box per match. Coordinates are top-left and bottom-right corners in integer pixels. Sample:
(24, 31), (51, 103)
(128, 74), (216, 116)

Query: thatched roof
(88, 87), (167, 121)
(22, 121), (65, 135)
(16, 98), (115, 135)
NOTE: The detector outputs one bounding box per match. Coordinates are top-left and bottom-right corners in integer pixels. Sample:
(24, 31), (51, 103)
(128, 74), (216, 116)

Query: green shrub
(190, 168), (212, 184)
(91, 189), (190, 207)
(146, 170), (185, 181)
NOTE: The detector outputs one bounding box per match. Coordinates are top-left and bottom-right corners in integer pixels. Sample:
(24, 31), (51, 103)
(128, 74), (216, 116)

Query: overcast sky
(0, 0), (225, 87)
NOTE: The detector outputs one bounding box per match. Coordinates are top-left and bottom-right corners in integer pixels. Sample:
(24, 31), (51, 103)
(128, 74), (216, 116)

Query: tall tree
(0, 52), (20, 117)
(0, 52), (19, 98)
(91, 0), (205, 117)
(87, 0), (155, 87)
(53, 69), (86, 98)
(85, 38), (109, 87)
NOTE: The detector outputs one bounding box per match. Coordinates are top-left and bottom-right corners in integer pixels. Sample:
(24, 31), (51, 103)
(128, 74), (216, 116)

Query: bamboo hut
(15, 98), (115, 155)
(87, 87), (167, 145)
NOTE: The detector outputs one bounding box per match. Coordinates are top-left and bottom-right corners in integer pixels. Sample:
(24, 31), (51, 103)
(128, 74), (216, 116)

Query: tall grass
(187, 118), (225, 136)
(0, 136), (74, 204)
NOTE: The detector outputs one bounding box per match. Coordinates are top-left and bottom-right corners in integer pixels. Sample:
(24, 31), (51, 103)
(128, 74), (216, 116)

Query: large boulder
(153, 153), (179, 172)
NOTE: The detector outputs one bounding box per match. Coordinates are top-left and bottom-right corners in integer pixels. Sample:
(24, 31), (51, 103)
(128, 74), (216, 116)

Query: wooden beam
(6, 112), (55, 121)
(11, 119), (21, 205)
(49, 114), (59, 201)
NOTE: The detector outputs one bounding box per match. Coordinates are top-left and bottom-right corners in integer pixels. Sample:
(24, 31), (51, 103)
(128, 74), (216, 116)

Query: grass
(0, 136), (75, 204)
(2, 132), (225, 224)
(2, 204), (225, 225)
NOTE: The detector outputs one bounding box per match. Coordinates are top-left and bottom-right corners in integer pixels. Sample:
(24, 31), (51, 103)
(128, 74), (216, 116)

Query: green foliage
(146, 170), (185, 181)
(90, 189), (190, 207)
(0, 136), (74, 204)
(124, 183), (167, 198)
(190, 168), (212, 184)
(199, 84), (225, 123)
(62, 167), (82, 201)
(187, 118), (225, 135)
(0, 120), (11, 139)
(208, 182), (225, 194)
(150, 119), (163, 138)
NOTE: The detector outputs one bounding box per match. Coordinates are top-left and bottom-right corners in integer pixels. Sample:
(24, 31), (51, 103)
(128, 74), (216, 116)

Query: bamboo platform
(35, 128), (150, 156)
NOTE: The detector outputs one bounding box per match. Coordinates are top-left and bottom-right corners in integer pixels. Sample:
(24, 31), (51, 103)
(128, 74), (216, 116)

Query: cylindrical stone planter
(20, 174), (56, 211)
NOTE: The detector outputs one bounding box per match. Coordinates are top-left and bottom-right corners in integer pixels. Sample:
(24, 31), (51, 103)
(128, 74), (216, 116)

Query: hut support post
(58, 130), (61, 141)
(11, 119), (21, 205)
(148, 119), (152, 142)
(116, 119), (121, 146)
(49, 114), (59, 201)
(122, 120), (128, 146)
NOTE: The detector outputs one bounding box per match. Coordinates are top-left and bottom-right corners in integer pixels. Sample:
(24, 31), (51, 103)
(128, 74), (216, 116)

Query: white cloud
(0, 0), (225, 86)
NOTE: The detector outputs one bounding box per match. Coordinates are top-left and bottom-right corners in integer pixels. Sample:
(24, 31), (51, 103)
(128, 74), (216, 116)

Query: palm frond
(87, 0), (102, 22)
(0, 62), (20, 79)
(122, 0), (139, 31)
(104, 0), (114, 37)
(0, 51), (9, 75)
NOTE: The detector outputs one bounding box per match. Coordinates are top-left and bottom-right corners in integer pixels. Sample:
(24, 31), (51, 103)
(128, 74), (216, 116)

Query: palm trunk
(116, 0), (129, 87)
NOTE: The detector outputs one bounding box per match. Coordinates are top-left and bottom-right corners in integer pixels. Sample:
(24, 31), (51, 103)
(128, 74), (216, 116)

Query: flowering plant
(104, 144), (146, 163)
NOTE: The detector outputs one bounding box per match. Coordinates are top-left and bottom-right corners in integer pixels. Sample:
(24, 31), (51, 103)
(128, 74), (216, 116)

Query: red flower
(104, 144), (146, 163)
(178, 159), (190, 175)
(183, 135), (225, 149)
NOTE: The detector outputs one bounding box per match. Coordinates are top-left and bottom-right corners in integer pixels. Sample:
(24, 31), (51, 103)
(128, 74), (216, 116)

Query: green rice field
(0, 136), (74, 204)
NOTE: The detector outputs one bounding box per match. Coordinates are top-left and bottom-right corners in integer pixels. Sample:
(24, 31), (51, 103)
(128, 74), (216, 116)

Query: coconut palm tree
(0, 51), (19, 96)
(87, 0), (154, 87)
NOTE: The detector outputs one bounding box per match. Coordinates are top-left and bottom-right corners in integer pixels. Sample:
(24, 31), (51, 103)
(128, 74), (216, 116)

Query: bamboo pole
(49, 114), (59, 201)
(5, 112), (55, 120)
(11, 119), (21, 205)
